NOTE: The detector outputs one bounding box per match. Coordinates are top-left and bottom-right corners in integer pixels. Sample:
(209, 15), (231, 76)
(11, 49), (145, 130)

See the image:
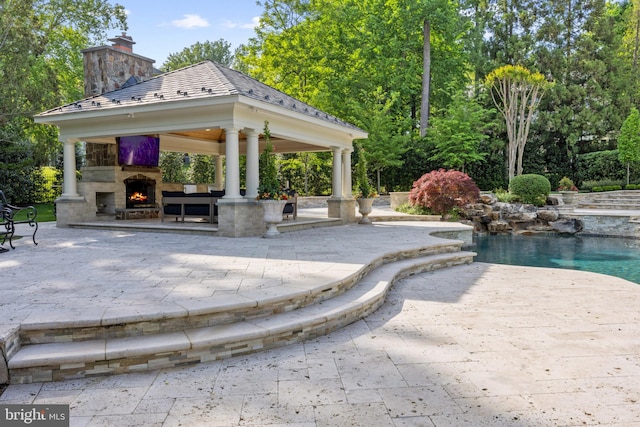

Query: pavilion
(34, 38), (368, 237)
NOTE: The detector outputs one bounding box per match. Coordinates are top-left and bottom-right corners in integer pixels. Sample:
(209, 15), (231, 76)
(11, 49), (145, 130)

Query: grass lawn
(12, 203), (56, 222)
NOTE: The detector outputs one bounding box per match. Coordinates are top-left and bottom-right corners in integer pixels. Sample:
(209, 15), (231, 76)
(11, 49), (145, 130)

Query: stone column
(223, 127), (242, 199)
(327, 145), (356, 222)
(331, 146), (343, 199)
(245, 129), (259, 199)
(342, 148), (353, 199)
(214, 155), (224, 190)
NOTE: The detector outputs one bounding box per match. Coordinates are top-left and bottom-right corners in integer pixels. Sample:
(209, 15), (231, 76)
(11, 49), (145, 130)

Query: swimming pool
(473, 234), (640, 284)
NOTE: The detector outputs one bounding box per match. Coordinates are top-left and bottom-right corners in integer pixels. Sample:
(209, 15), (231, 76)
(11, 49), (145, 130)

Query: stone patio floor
(1, 216), (639, 426)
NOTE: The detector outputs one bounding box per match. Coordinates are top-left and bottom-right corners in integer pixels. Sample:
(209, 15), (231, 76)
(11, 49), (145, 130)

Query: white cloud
(223, 16), (260, 30)
(172, 14), (210, 29)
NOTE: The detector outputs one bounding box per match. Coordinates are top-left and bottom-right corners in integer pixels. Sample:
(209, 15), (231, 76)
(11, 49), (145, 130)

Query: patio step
(6, 249), (475, 384)
(575, 190), (640, 211)
(577, 202), (640, 210)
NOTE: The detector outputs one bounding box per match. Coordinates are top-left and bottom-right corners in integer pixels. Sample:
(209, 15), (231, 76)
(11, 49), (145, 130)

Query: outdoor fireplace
(124, 176), (156, 209)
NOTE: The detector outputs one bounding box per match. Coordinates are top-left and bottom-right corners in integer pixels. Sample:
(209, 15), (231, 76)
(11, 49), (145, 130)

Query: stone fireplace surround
(78, 166), (163, 219)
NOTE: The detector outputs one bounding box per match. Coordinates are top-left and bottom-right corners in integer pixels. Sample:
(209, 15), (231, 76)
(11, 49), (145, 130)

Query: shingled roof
(37, 61), (362, 132)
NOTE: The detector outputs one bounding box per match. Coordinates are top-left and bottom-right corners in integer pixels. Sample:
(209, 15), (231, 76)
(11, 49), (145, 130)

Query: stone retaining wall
(297, 195), (390, 209)
(570, 214), (640, 238)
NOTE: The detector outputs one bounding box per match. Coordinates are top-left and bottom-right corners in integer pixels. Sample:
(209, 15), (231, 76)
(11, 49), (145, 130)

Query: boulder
(480, 193), (497, 205)
(547, 196), (561, 205)
(488, 220), (511, 233)
(550, 218), (583, 234)
(509, 219), (537, 232)
(500, 203), (538, 221)
(537, 209), (559, 223)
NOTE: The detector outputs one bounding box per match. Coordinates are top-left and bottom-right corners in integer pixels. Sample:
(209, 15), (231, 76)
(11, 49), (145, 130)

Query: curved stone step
(17, 242), (464, 346)
(7, 251), (475, 384)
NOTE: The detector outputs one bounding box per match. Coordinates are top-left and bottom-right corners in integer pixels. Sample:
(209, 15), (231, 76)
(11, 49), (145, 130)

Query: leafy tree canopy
(618, 107), (640, 184)
(161, 39), (235, 71)
(0, 0), (126, 163)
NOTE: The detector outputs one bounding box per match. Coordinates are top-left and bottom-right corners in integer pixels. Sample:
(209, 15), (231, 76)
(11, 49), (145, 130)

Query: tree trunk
(628, 162), (631, 186)
(420, 20), (431, 137)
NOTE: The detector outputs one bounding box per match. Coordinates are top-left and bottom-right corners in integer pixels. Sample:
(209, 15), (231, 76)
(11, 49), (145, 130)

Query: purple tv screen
(117, 135), (160, 167)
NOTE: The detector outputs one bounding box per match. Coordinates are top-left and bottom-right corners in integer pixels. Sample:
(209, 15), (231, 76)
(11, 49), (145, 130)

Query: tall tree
(354, 88), (409, 192)
(240, 0), (469, 191)
(483, 0), (538, 67)
(536, 0), (629, 147)
(486, 65), (551, 180)
(618, 107), (640, 185)
(621, 0), (640, 104)
(0, 0), (126, 198)
(428, 89), (493, 172)
(421, 19), (431, 137)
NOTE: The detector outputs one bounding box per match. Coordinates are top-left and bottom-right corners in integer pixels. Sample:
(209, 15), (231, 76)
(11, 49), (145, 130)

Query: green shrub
(581, 179), (625, 191)
(594, 185), (623, 192)
(493, 188), (519, 203)
(508, 174), (551, 206)
(576, 150), (626, 183)
(625, 184), (640, 190)
(395, 202), (433, 215)
(409, 169), (480, 215)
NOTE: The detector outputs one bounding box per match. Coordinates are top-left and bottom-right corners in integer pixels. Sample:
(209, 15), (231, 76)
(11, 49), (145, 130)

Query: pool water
(473, 234), (640, 284)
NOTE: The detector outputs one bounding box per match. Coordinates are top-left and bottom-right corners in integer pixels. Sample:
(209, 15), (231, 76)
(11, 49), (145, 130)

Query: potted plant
(354, 143), (377, 224)
(558, 176), (579, 205)
(256, 121), (288, 237)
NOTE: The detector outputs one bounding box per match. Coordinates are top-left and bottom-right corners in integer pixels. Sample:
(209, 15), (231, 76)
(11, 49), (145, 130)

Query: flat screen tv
(117, 135), (160, 167)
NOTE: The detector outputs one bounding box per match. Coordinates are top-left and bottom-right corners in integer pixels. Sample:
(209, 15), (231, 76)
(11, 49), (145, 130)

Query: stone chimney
(81, 32), (156, 97)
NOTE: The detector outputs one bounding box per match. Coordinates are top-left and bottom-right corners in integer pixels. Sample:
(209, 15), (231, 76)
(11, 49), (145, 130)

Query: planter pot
(561, 191), (578, 205)
(261, 199), (287, 237)
(356, 198), (374, 224)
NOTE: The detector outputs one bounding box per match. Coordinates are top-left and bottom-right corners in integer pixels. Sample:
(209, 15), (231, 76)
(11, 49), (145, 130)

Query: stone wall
(570, 214), (640, 238)
(296, 195), (390, 209)
(82, 46), (155, 96)
(85, 142), (117, 167)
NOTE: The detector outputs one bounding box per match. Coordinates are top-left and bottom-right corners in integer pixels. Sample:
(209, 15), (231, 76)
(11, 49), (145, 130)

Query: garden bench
(0, 190), (38, 250)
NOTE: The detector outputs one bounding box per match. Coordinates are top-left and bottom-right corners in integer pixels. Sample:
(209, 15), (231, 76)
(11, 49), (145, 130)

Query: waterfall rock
(550, 218), (583, 234)
(537, 209), (559, 222)
(480, 193), (497, 205)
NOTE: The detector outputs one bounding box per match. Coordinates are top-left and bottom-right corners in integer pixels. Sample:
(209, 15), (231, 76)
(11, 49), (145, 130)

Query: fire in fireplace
(125, 177), (156, 209)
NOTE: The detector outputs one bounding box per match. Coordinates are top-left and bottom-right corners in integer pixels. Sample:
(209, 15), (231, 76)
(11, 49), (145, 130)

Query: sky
(118, 0), (264, 67)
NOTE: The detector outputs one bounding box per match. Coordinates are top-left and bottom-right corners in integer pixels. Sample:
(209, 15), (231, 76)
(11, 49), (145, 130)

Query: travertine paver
(2, 259), (639, 425)
(0, 220), (462, 327)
